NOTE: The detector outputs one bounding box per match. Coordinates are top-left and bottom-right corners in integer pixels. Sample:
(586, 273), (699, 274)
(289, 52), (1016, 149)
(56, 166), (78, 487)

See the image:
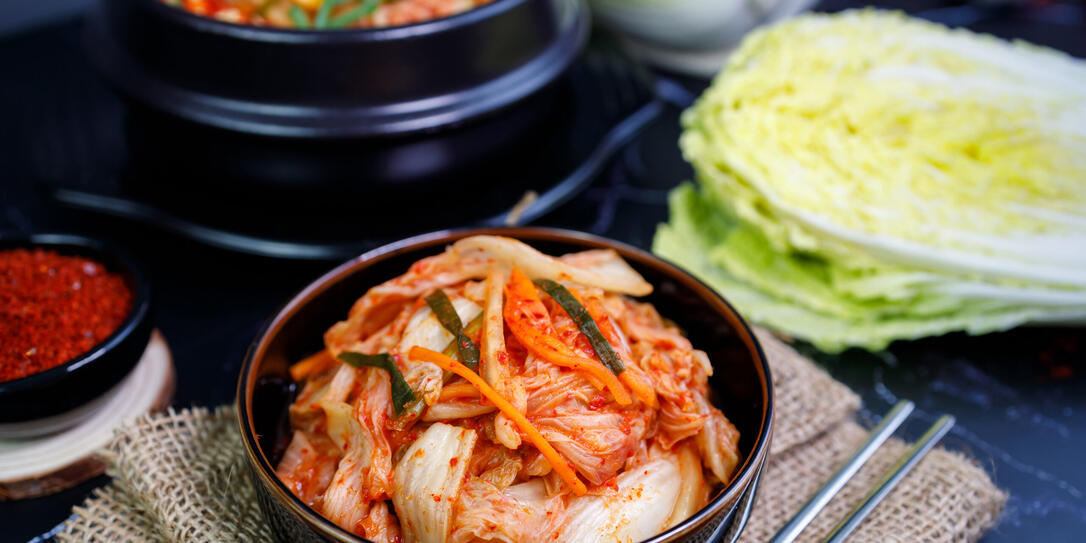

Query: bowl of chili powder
(0, 234), (152, 425)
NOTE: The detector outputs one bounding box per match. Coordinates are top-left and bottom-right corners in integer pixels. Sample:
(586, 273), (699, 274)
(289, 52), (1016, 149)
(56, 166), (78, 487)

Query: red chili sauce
(0, 248), (132, 382)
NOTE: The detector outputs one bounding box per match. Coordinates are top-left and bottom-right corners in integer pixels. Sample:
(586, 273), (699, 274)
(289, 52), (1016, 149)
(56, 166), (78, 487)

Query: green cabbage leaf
(654, 11), (1086, 351)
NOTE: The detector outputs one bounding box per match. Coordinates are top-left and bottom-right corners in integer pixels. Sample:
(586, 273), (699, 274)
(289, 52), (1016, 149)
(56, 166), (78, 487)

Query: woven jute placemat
(58, 328), (1006, 542)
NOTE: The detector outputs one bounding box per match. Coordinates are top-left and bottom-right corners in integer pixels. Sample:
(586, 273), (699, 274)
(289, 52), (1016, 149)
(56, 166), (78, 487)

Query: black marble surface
(2, 1), (1085, 542)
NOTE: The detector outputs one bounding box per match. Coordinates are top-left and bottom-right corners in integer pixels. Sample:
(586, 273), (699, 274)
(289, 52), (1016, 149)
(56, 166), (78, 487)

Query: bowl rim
(236, 226), (774, 542)
(0, 233), (152, 394)
(143, 0), (530, 43)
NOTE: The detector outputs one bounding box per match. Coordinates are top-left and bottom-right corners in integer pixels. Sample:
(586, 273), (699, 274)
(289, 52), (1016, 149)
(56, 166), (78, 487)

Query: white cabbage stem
(392, 423), (478, 543)
(553, 457), (681, 543)
(452, 236), (652, 296)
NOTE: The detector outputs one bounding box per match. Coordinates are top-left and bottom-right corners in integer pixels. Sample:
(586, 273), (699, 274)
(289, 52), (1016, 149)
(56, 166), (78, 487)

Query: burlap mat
(57, 329), (1006, 542)
(59, 407), (273, 543)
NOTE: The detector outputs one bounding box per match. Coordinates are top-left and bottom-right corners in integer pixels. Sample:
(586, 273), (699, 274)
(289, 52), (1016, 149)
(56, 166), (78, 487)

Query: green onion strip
(327, 0), (381, 28)
(425, 290), (480, 371)
(337, 352), (416, 415)
(534, 279), (625, 375)
(443, 316), (482, 359)
(288, 5), (311, 28)
(314, 0), (349, 28)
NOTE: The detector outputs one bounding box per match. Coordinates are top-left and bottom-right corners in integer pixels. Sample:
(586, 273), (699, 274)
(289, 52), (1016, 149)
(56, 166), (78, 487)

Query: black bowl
(0, 234), (153, 423)
(236, 227), (773, 543)
(84, 0), (589, 138)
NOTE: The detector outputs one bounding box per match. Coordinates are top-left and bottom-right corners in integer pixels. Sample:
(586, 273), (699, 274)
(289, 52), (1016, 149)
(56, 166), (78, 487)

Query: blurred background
(6, 0), (1086, 51)
(3, 1), (1085, 52)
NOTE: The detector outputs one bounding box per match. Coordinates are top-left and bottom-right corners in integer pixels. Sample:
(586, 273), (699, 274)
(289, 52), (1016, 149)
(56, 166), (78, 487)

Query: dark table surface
(2, 1), (1084, 542)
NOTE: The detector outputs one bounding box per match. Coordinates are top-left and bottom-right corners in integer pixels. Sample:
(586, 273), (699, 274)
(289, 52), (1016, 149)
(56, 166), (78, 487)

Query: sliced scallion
(338, 352), (415, 415)
(425, 290), (480, 371)
(314, 0), (349, 29)
(534, 279), (625, 375)
(443, 315), (482, 359)
(288, 5), (311, 28)
(327, 0), (381, 28)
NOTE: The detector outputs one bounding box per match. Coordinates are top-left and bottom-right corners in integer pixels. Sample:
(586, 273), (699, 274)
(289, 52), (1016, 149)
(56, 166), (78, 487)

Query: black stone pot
(82, 0), (590, 215)
(84, 0), (589, 138)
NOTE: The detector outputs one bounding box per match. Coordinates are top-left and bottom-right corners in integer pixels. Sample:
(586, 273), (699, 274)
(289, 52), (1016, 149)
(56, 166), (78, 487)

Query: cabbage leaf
(653, 11), (1086, 351)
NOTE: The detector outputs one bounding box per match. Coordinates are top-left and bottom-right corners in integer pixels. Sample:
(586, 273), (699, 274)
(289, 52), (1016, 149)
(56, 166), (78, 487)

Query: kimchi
(277, 235), (742, 543)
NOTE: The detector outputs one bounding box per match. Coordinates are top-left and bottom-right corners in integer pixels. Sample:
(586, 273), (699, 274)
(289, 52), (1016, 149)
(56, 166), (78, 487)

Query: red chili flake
(602, 476), (619, 491)
(431, 494), (442, 502)
(0, 248), (132, 382)
(449, 457), (459, 467)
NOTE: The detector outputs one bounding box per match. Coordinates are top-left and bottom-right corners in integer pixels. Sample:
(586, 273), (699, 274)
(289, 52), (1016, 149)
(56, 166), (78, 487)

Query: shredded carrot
(581, 371), (607, 392)
(507, 304), (630, 405)
(619, 368), (657, 408)
(438, 381), (481, 401)
(409, 346), (588, 496)
(289, 350), (334, 382)
(585, 298), (658, 408)
(504, 269), (632, 406)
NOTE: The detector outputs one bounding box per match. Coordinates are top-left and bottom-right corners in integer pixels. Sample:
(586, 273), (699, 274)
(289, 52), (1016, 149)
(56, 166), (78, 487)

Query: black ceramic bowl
(0, 234), (153, 424)
(237, 227), (773, 543)
(85, 0), (589, 138)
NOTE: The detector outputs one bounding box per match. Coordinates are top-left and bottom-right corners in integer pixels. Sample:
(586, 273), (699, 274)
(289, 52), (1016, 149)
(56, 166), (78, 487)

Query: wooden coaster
(0, 330), (175, 500)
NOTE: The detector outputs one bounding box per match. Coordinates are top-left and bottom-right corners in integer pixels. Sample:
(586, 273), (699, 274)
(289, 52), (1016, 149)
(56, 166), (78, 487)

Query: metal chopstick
(768, 400), (915, 543)
(822, 414), (956, 543)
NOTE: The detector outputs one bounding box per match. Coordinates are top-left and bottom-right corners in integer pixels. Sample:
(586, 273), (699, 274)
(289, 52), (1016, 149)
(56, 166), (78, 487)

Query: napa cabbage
(654, 10), (1086, 351)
